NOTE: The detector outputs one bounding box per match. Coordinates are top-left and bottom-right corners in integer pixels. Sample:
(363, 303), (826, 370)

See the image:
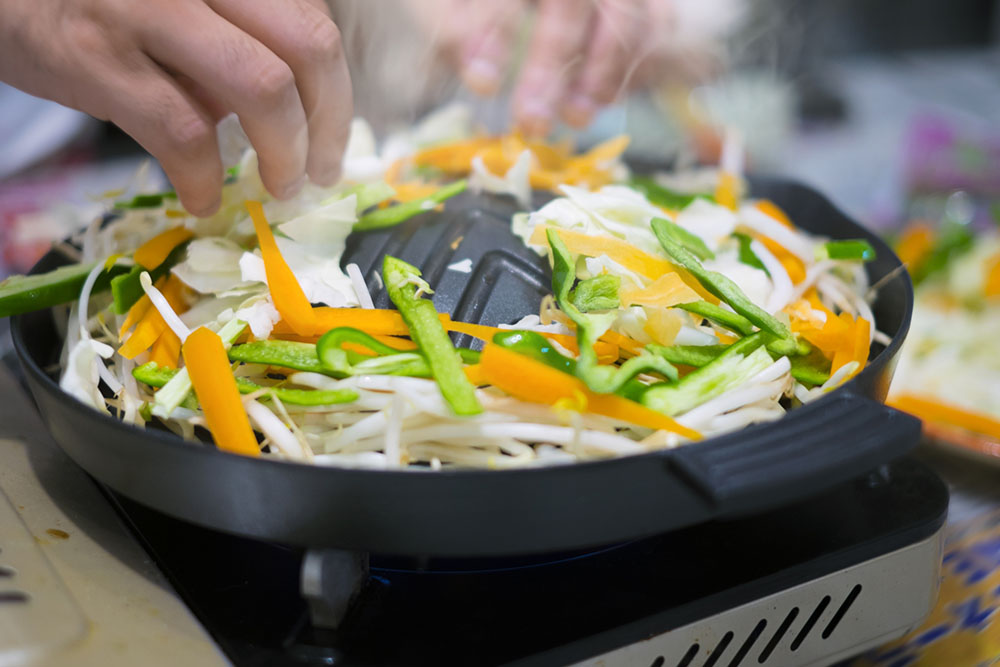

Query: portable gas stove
(94, 456), (945, 667)
(0, 177), (947, 666)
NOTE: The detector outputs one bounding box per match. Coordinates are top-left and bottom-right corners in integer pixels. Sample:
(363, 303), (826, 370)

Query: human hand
(410, 0), (734, 136)
(0, 0), (353, 216)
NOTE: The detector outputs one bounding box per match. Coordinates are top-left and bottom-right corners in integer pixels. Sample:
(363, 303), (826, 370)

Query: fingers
(563, 0), (643, 128)
(459, 2), (525, 96)
(138, 1), (308, 200)
(513, 0), (595, 136)
(206, 0), (353, 187)
(105, 59), (225, 216)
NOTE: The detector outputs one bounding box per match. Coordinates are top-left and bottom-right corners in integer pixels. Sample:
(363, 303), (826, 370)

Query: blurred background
(1, 0), (997, 277)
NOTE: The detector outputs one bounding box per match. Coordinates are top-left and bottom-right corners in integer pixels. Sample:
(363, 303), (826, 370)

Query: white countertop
(0, 361), (228, 667)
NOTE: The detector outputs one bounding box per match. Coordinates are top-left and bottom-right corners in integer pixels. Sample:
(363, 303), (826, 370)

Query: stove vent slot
(0, 590), (29, 604)
(757, 607), (799, 662)
(674, 643), (699, 667)
(822, 584), (862, 639)
(790, 595), (831, 650)
(661, 583), (864, 667)
(702, 631), (733, 667)
(728, 619), (767, 666)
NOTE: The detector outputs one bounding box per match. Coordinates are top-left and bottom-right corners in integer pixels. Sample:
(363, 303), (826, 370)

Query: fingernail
(310, 166), (341, 188)
(192, 199), (221, 218)
(563, 94), (596, 129)
(280, 175), (306, 200)
(463, 58), (501, 95)
(517, 98), (554, 137)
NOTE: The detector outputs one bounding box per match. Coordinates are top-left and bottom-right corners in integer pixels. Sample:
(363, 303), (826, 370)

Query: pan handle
(668, 393), (921, 516)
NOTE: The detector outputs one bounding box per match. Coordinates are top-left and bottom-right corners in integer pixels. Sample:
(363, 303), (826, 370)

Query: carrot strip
(480, 344), (701, 439)
(134, 226), (194, 270)
(246, 200), (318, 336)
(528, 225), (719, 304)
(149, 329), (182, 369)
(182, 327), (259, 457)
(889, 393), (1000, 443)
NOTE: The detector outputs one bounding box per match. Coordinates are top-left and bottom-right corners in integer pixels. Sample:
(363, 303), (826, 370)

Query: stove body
(99, 457), (946, 667)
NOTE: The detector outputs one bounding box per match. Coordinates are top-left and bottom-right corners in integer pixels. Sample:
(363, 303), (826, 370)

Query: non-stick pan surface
(13, 178), (919, 556)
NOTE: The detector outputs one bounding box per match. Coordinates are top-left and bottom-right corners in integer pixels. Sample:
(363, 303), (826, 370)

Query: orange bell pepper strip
(119, 289), (155, 341)
(182, 327), (260, 457)
(528, 226), (718, 304)
(118, 276), (187, 359)
(620, 273), (702, 308)
(752, 233), (806, 284)
(755, 200), (794, 229)
(246, 200), (319, 337)
(412, 137), (494, 174)
(895, 222), (936, 270)
(480, 343), (701, 439)
(133, 226), (194, 270)
(889, 393), (1000, 443)
(442, 319), (620, 363)
(985, 252), (1000, 298)
(714, 171), (740, 210)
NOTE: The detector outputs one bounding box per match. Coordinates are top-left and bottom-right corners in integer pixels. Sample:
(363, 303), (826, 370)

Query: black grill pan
(12, 179), (919, 556)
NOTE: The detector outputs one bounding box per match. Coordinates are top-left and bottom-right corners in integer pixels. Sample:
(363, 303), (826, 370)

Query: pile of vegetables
(888, 220), (1000, 444)
(0, 109), (884, 468)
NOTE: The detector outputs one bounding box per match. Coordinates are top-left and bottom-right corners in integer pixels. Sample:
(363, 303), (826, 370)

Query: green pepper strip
(732, 232), (769, 275)
(342, 182), (397, 212)
(0, 261), (130, 318)
(677, 301), (755, 336)
(111, 242), (189, 314)
(789, 349), (831, 387)
(647, 344), (728, 368)
(546, 229), (679, 393)
(315, 326), (478, 377)
(354, 180), (467, 232)
(628, 176), (712, 210)
(229, 340), (337, 375)
(383, 255), (482, 415)
(652, 217), (792, 340)
(651, 217), (715, 261)
(113, 191), (178, 210)
(822, 239), (876, 262)
(133, 362), (358, 406)
(492, 330), (576, 374)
